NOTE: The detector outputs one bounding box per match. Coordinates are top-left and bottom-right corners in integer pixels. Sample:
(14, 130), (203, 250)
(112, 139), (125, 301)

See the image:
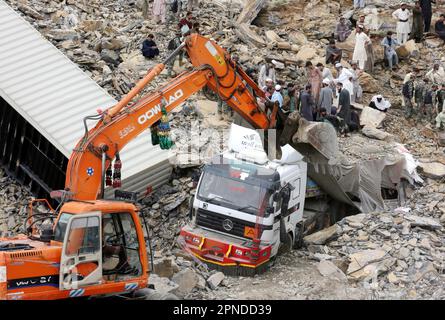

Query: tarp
(287, 116), (423, 213)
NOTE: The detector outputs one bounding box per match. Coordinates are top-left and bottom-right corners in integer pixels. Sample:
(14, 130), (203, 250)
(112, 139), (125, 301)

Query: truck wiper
(203, 195), (224, 204)
(236, 204), (258, 213)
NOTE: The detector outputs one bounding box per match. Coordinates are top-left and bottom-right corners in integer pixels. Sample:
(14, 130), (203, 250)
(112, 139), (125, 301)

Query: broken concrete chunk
(404, 215), (442, 230)
(418, 162), (445, 180)
(153, 257), (180, 278)
(171, 268), (199, 298)
(148, 274), (179, 294)
(347, 249), (387, 275)
(265, 30), (282, 43)
(17, 3), (45, 20)
(236, 0), (267, 24)
(361, 126), (393, 141)
(409, 261), (438, 282)
(303, 224), (341, 245)
(317, 260), (347, 282)
(207, 272), (225, 289)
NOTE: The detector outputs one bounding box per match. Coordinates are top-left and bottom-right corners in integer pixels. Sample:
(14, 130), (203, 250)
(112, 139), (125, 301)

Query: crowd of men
(254, 0), (445, 133)
(142, 0), (445, 132)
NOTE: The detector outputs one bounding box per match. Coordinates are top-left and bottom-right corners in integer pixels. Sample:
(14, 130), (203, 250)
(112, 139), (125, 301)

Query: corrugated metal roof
(0, 0), (171, 191)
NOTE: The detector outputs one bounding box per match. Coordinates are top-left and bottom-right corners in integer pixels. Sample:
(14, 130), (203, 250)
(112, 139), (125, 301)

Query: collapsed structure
(281, 112), (423, 213)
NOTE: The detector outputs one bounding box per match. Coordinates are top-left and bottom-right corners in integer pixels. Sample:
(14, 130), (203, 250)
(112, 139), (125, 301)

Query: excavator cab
(53, 201), (148, 297)
(0, 201), (149, 299)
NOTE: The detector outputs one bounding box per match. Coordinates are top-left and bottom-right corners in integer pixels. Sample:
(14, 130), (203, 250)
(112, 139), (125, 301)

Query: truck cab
(179, 124), (308, 275)
(0, 201), (148, 300)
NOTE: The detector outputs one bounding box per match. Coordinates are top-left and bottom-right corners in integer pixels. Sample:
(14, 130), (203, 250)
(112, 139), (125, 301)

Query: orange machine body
(0, 201), (147, 300)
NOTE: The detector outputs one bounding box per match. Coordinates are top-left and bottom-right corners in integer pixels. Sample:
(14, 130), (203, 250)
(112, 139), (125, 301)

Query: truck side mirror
(272, 192), (280, 202)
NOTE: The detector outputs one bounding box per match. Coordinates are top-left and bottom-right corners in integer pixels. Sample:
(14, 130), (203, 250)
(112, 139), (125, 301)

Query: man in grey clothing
(318, 79), (333, 115)
(300, 84), (315, 121)
(337, 82), (351, 125)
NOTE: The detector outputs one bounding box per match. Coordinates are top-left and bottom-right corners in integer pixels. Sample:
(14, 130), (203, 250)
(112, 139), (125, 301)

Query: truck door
(59, 212), (102, 291)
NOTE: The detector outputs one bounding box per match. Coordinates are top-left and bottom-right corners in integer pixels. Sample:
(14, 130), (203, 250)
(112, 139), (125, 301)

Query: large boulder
(295, 45), (317, 61)
(303, 224), (341, 245)
(396, 40), (419, 58)
(359, 72), (379, 93)
(360, 106), (386, 128)
(418, 161), (445, 180)
(152, 257), (180, 278)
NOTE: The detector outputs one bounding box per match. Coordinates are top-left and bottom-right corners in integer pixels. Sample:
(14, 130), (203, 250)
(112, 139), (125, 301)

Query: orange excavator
(0, 34), (279, 300)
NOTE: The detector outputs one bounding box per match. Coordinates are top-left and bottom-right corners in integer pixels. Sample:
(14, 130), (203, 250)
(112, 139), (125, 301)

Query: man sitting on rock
(141, 34), (160, 59)
(369, 95), (391, 113)
(381, 31), (399, 70)
(435, 14), (445, 43)
(325, 40), (342, 65)
(335, 17), (352, 42)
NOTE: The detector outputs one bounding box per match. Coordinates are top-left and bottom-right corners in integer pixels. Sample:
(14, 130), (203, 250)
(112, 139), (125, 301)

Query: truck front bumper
(178, 225), (272, 276)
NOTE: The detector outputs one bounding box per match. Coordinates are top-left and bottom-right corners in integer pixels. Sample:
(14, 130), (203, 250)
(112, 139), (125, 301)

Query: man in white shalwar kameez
(352, 25), (371, 70)
(153, 0), (167, 24)
(392, 2), (412, 44)
(334, 63), (354, 101)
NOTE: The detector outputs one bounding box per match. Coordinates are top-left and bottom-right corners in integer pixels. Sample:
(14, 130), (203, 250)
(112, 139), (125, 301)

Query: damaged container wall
(0, 96), (67, 198)
(0, 0), (171, 199)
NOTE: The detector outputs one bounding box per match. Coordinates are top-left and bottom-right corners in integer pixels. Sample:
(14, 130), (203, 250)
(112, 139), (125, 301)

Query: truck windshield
(54, 212), (73, 242)
(197, 171), (271, 215)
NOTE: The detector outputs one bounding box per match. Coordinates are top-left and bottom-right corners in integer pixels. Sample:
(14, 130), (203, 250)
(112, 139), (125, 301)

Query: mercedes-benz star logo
(222, 219), (233, 231)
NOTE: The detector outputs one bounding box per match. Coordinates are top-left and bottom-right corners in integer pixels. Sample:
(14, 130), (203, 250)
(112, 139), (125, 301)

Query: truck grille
(196, 209), (271, 239)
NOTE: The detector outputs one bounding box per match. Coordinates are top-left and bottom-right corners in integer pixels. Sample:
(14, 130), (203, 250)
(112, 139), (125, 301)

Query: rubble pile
(138, 174), (235, 298)
(301, 180), (445, 299)
(0, 168), (33, 237)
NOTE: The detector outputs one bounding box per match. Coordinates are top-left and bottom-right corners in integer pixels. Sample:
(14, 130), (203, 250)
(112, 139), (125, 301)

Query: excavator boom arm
(65, 34), (274, 200)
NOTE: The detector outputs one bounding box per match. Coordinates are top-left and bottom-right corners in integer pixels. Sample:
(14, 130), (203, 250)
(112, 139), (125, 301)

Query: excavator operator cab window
(54, 212), (73, 242)
(102, 213), (142, 280)
(65, 216), (100, 256)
